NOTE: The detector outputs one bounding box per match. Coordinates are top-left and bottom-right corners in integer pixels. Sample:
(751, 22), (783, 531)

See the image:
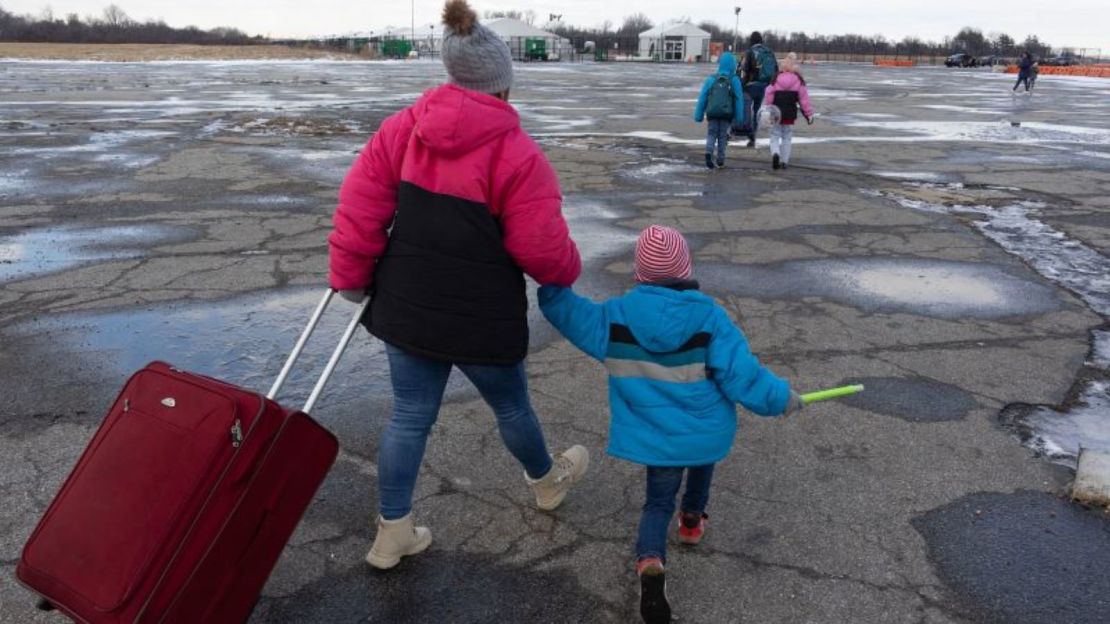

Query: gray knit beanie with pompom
(440, 0), (513, 95)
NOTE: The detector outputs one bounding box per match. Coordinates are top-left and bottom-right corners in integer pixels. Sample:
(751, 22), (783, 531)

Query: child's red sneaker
(678, 512), (708, 545)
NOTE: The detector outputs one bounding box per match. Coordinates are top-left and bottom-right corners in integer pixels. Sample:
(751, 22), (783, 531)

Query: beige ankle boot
(527, 445), (589, 511)
(365, 514), (432, 569)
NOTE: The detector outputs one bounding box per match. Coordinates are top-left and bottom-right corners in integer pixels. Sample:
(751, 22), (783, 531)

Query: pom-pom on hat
(441, 0), (514, 95)
(634, 225), (693, 283)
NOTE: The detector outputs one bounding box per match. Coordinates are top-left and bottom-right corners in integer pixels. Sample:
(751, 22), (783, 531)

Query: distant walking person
(1013, 52), (1035, 92)
(763, 53), (815, 170)
(694, 52), (746, 170)
(740, 31), (778, 147)
(329, 0), (589, 570)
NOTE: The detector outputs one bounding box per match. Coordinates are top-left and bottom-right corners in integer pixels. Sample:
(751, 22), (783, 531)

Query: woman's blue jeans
(635, 464), (715, 563)
(378, 343), (554, 520)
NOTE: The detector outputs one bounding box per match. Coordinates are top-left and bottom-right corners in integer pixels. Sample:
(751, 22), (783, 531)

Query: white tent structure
(638, 23), (712, 62)
(485, 18), (572, 61)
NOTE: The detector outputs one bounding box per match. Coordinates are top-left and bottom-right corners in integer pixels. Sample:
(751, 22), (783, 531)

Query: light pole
(411, 0), (415, 54)
(733, 7), (742, 53)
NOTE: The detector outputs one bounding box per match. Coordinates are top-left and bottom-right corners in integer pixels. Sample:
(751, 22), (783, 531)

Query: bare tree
(951, 27), (987, 55)
(993, 33), (1015, 55)
(0, 7), (1058, 61)
(484, 10), (522, 20)
(1021, 34), (1049, 57)
(697, 21), (722, 40)
(619, 13), (652, 34)
(900, 36), (925, 56)
(523, 9), (536, 26)
(102, 4), (130, 28)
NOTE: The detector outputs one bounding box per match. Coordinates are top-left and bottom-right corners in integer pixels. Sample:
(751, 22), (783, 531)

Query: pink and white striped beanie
(634, 225), (692, 283)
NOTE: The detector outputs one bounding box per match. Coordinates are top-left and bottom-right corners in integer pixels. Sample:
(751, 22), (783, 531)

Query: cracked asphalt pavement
(1, 60), (1109, 623)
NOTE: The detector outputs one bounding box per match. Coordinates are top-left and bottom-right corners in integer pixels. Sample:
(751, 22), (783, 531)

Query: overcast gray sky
(4, 1), (1107, 51)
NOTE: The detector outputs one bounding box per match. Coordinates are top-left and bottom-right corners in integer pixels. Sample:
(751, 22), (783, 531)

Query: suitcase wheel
(36, 598), (56, 612)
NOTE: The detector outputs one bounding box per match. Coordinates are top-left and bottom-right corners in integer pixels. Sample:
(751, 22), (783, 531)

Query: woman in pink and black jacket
(328, 0), (589, 570)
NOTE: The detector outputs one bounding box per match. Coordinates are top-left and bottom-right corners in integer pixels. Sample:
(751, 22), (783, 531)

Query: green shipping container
(525, 38), (546, 60)
(381, 39), (413, 58)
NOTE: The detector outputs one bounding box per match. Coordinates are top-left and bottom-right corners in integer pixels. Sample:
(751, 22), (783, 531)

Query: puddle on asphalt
(805, 88), (867, 100)
(536, 122), (1110, 151)
(918, 104), (1002, 115)
(6, 288), (401, 409)
(4, 195), (635, 413)
(871, 188), (1110, 318)
(561, 197), (637, 266)
(8, 129), (176, 158)
(227, 194), (312, 207)
(811, 158), (867, 169)
(871, 171), (948, 182)
(526, 114), (595, 131)
(839, 376), (977, 422)
(913, 490), (1110, 624)
(0, 224), (187, 282)
(0, 169), (30, 196)
(697, 257), (1059, 319)
(237, 143), (358, 188)
(515, 103), (597, 132)
(622, 159), (696, 184)
(1093, 330), (1110, 368)
(836, 119), (1110, 146)
(840, 113), (900, 119)
(871, 184), (1110, 468)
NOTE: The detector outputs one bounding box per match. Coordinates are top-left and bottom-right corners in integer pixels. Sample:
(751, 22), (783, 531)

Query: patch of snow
(1018, 381), (1110, 466)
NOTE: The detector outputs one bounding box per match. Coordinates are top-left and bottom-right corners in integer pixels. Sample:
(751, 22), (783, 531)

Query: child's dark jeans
(636, 464), (715, 563)
(705, 119), (729, 162)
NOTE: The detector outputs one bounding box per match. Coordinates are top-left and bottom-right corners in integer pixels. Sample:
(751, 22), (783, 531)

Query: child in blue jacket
(539, 225), (802, 624)
(694, 52), (746, 170)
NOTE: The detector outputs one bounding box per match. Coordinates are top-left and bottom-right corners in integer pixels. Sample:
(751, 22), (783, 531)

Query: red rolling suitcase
(16, 290), (369, 624)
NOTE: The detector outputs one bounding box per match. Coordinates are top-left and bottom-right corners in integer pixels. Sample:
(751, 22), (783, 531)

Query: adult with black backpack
(739, 31), (778, 147)
(694, 51), (746, 170)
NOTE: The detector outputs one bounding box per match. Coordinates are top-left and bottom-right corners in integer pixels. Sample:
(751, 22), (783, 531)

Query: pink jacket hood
(411, 84), (519, 157)
(775, 71), (804, 90)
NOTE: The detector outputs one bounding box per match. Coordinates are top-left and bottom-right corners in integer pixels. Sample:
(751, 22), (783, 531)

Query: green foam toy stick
(801, 384), (865, 404)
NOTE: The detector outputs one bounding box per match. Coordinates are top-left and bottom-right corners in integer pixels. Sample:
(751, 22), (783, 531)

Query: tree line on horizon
(0, 4), (261, 45)
(542, 13), (1057, 59)
(0, 3), (1062, 59)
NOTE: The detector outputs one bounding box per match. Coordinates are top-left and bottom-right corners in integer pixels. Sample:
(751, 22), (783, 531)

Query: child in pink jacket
(328, 0), (588, 571)
(763, 53), (814, 170)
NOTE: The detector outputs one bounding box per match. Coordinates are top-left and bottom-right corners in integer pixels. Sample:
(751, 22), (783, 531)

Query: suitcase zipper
(143, 395), (269, 623)
(122, 396), (240, 447)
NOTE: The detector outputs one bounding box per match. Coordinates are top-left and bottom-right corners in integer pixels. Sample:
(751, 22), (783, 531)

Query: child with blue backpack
(539, 225), (803, 624)
(694, 52), (745, 170)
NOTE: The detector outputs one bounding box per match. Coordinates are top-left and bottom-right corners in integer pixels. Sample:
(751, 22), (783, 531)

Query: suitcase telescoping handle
(267, 288), (370, 414)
